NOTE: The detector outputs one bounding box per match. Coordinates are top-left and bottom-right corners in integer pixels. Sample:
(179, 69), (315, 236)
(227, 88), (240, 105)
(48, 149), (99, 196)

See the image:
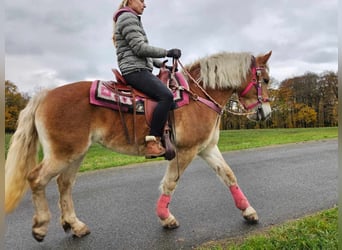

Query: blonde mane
(186, 52), (253, 89)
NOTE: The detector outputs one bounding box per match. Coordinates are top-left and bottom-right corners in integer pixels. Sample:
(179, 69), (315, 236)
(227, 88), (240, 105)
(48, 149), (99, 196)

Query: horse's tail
(5, 91), (47, 213)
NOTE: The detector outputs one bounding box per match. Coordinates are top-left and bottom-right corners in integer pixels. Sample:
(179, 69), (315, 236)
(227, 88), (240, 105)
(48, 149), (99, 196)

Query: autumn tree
(5, 80), (29, 132)
(293, 103), (317, 127)
(271, 71), (337, 128)
(317, 71), (338, 126)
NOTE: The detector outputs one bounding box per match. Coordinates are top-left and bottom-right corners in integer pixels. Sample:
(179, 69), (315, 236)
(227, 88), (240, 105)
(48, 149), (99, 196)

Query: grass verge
(5, 127), (337, 172)
(82, 127), (337, 171)
(197, 207), (338, 250)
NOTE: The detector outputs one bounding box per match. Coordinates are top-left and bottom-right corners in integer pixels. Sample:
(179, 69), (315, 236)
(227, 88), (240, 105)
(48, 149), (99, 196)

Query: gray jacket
(114, 9), (167, 75)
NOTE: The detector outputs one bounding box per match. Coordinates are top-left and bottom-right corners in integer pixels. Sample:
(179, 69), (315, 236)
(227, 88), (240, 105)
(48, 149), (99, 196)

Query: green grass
(5, 127), (337, 172)
(79, 143), (159, 172)
(82, 127), (337, 171)
(217, 127), (337, 151)
(197, 207), (338, 250)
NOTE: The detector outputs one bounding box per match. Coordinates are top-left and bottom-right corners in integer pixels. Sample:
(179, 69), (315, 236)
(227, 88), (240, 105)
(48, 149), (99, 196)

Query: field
(5, 127), (338, 172)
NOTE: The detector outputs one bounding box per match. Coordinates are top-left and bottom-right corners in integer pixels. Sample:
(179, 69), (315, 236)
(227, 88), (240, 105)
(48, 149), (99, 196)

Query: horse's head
(237, 51), (272, 121)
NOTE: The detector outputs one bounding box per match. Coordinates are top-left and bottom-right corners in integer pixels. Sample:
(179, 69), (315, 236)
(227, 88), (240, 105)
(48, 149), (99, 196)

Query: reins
(177, 60), (223, 115)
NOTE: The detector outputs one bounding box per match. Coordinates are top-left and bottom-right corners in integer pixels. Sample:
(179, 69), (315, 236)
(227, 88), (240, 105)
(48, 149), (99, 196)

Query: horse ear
(261, 50), (272, 64)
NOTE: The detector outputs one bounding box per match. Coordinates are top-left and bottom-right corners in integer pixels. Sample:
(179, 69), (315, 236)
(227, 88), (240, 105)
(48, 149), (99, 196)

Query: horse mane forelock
(185, 52), (253, 89)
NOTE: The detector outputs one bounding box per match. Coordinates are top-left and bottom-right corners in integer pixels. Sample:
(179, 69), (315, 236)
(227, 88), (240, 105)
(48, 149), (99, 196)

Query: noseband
(238, 66), (269, 110)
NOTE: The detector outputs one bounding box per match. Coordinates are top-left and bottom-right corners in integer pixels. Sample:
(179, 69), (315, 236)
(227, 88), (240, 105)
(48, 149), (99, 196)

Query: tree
(317, 71), (338, 126)
(272, 71), (338, 128)
(293, 103), (317, 127)
(5, 81), (29, 132)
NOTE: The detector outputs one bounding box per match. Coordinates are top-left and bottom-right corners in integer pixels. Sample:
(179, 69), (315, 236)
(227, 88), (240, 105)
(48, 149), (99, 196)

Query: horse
(5, 51), (272, 242)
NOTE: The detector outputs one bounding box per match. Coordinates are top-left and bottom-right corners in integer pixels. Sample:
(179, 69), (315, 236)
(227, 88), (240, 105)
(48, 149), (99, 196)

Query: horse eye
(263, 78), (269, 84)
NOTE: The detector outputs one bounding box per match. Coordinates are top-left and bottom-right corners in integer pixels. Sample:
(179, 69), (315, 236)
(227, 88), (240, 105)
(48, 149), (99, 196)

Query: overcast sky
(5, 0), (338, 94)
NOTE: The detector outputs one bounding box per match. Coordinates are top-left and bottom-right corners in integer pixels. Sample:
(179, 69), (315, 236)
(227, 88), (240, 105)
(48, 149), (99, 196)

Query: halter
(232, 66), (269, 114)
(224, 62), (271, 117)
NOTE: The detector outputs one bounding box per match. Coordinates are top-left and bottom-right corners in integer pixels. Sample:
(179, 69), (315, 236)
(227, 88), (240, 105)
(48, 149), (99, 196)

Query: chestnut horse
(5, 51), (272, 242)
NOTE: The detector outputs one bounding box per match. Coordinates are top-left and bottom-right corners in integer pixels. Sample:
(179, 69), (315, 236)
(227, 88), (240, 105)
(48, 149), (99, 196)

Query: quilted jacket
(113, 8), (167, 75)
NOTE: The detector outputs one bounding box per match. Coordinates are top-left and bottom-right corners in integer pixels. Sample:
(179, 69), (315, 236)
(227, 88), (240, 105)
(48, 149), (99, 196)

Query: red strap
(197, 96), (223, 114)
(240, 67), (257, 97)
(240, 81), (256, 97)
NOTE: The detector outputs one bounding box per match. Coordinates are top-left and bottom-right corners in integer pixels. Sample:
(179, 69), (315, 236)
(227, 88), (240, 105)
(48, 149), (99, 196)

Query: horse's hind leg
(56, 156), (90, 238)
(157, 148), (198, 229)
(199, 145), (258, 223)
(27, 159), (67, 242)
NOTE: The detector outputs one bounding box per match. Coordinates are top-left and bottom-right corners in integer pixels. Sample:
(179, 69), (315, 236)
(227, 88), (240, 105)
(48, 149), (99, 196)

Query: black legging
(123, 70), (174, 137)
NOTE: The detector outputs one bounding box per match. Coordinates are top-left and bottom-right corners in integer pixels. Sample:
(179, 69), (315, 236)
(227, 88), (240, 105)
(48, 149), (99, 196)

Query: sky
(5, 0), (338, 94)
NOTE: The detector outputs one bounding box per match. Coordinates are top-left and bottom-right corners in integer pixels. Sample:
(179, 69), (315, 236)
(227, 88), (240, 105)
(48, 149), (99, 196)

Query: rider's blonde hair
(113, 0), (130, 46)
(118, 0), (128, 9)
(118, 0), (129, 8)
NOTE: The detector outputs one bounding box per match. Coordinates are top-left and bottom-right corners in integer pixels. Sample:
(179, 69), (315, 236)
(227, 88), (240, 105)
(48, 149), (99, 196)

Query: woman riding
(113, 0), (182, 158)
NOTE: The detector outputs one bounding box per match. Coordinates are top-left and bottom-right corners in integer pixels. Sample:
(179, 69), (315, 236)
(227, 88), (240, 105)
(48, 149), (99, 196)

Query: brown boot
(145, 136), (166, 159)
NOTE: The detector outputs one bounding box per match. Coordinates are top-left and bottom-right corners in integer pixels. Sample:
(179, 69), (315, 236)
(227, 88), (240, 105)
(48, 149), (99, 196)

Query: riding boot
(145, 136), (166, 159)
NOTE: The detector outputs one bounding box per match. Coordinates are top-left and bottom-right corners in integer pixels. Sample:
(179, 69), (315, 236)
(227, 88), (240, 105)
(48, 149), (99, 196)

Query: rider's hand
(167, 49), (182, 59)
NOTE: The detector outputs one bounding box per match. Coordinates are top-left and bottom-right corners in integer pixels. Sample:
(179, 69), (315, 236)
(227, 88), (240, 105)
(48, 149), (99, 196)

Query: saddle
(104, 64), (179, 160)
(107, 68), (160, 126)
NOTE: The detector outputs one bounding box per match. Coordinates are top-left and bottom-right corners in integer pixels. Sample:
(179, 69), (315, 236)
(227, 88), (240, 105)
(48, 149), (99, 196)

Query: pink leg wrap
(229, 185), (250, 210)
(156, 194), (171, 220)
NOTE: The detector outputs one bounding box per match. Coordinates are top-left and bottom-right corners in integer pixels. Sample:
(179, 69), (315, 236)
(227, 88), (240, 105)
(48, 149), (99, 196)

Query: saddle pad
(89, 72), (190, 113)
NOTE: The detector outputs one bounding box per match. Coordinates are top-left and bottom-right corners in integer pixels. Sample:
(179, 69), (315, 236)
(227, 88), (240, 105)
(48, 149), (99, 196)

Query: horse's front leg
(157, 148), (198, 229)
(199, 145), (258, 223)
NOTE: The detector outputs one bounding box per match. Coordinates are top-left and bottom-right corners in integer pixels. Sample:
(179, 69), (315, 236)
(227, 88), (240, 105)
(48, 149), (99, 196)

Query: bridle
(177, 59), (270, 117)
(238, 66), (270, 111)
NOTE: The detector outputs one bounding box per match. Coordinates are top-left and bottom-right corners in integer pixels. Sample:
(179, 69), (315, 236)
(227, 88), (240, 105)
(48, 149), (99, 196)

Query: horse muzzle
(247, 103), (271, 121)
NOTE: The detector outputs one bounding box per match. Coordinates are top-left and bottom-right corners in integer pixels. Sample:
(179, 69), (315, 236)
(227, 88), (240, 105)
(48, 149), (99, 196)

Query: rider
(113, 0), (181, 158)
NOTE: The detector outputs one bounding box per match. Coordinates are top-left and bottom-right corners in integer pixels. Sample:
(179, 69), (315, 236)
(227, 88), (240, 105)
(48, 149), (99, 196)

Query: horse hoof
(243, 214), (259, 224)
(242, 206), (259, 223)
(72, 225), (91, 238)
(160, 214), (180, 230)
(163, 222), (180, 230)
(32, 231), (45, 242)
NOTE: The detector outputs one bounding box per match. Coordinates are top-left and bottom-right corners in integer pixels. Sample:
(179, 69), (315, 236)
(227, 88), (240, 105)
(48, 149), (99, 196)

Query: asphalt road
(5, 139), (338, 250)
